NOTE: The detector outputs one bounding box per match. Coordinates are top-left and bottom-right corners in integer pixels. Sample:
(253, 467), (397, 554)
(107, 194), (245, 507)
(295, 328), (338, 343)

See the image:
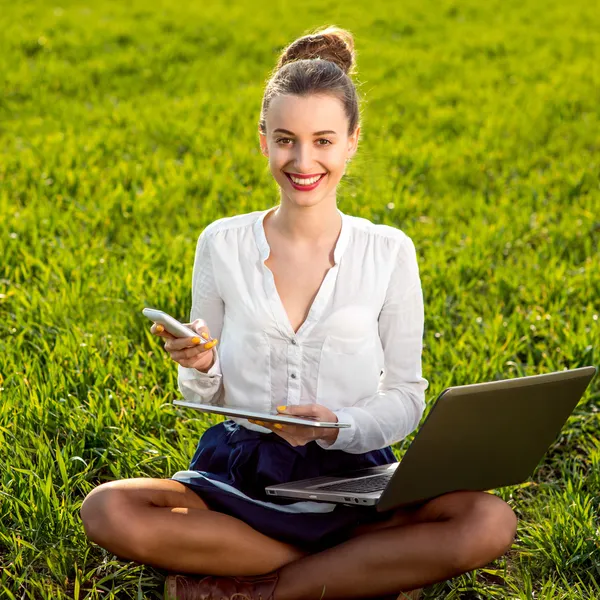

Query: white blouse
(176, 205), (429, 456)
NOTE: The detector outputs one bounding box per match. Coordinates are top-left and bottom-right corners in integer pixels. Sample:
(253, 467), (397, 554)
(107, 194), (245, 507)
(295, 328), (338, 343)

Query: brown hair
(258, 25), (361, 139)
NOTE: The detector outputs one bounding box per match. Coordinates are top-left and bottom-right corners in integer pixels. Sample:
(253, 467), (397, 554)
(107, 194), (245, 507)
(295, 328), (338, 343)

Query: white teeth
(289, 174), (323, 185)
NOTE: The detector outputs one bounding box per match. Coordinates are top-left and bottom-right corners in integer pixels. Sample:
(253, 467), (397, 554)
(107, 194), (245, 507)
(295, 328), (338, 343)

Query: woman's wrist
(195, 349), (216, 373)
(319, 427), (339, 445)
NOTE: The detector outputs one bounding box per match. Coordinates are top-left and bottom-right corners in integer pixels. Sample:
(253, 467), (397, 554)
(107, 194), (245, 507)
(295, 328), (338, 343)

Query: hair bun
(276, 25), (356, 76)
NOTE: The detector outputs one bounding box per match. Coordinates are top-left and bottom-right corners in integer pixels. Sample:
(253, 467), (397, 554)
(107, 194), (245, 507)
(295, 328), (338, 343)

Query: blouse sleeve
(177, 228), (225, 406)
(316, 234), (429, 453)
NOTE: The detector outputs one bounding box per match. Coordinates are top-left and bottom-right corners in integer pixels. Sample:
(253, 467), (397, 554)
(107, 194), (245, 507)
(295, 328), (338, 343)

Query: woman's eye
(275, 138), (332, 146)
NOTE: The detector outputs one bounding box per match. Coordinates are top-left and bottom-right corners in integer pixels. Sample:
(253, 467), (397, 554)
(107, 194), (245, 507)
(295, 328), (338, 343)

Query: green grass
(1, 0), (599, 597)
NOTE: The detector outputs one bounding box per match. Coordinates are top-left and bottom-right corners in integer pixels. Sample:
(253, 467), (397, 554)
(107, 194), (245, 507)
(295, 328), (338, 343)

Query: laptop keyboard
(315, 473), (394, 493)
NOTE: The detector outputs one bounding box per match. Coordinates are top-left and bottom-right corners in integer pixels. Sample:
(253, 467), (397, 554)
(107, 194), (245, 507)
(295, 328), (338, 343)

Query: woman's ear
(258, 130), (269, 157)
(347, 125), (360, 159)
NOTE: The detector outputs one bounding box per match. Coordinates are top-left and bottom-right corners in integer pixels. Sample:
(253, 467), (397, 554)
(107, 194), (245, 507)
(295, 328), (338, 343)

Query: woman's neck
(268, 201), (341, 244)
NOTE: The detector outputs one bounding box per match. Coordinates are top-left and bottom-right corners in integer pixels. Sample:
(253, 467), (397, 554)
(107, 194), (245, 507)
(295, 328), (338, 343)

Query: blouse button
(291, 339), (297, 345)
(290, 373), (297, 379)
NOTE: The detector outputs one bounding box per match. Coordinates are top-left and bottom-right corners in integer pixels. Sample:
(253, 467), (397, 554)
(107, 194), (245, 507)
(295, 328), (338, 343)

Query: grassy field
(1, 0), (599, 597)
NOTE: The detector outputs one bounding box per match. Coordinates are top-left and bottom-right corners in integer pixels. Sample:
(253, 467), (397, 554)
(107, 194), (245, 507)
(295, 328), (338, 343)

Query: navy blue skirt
(170, 420), (398, 552)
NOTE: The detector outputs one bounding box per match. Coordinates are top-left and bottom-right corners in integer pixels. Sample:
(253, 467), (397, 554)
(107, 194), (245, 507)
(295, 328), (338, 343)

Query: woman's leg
(273, 490), (518, 600)
(79, 478), (309, 575)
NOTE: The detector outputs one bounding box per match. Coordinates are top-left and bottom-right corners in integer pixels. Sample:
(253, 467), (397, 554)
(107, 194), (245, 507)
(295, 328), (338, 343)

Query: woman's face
(259, 93), (359, 209)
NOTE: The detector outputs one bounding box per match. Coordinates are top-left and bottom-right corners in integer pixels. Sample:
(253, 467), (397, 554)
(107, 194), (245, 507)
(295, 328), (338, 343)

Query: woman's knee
(80, 477), (209, 554)
(452, 492), (518, 572)
(80, 482), (139, 550)
(80, 478), (169, 557)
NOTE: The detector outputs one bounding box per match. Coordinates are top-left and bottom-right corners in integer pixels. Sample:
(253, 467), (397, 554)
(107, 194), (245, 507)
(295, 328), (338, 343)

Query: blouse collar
(253, 206), (350, 266)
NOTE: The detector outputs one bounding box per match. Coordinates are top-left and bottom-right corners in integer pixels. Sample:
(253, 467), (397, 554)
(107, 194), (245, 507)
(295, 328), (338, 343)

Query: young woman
(80, 26), (518, 600)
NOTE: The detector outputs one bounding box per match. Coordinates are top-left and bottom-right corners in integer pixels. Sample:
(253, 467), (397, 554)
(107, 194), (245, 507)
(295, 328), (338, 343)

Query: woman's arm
(178, 227), (226, 406)
(315, 234), (429, 453)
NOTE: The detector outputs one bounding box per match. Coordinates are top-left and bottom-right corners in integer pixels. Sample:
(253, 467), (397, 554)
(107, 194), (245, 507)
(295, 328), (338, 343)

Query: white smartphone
(142, 307), (213, 341)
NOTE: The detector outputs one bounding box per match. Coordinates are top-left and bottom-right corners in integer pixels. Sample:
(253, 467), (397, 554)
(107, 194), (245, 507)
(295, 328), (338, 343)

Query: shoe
(164, 571), (279, 600)
(396, 589), (423, 600)
(378, 589), (423, 600)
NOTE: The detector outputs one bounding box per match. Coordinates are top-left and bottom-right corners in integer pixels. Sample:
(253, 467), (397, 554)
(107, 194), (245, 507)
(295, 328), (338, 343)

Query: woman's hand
(248, 404), (340, 447)
(150, 318), (218, 373)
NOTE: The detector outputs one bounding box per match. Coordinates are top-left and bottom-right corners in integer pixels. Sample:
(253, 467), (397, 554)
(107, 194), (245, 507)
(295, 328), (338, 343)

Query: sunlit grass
(1, 0), (599, 597)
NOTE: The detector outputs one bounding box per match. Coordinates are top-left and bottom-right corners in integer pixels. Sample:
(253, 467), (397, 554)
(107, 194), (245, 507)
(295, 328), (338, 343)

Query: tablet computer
(172, 400), (350, 428)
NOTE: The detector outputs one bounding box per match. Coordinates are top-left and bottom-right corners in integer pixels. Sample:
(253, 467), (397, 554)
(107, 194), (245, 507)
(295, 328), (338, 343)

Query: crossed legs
(80, 478), (517, 599)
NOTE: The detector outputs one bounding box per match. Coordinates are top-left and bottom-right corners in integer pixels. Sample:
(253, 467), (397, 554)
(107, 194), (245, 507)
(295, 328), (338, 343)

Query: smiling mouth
(285, 173), (327, 185)
(284, 172), (326, 177)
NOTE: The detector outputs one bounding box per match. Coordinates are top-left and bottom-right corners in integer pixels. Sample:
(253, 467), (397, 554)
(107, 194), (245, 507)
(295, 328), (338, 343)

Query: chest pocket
(316, 334), (381, 406)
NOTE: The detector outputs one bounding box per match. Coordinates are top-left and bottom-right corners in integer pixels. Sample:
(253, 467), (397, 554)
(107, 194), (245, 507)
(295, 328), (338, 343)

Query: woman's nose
(292, 144), (323, 174)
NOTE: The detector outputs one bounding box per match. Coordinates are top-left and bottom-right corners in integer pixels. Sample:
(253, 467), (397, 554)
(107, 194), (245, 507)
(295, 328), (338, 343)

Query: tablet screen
(172, 400), (350, 428)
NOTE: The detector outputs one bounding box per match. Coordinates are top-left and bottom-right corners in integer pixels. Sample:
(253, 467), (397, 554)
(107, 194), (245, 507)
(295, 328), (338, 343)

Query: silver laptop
(265, 366), (597, 512)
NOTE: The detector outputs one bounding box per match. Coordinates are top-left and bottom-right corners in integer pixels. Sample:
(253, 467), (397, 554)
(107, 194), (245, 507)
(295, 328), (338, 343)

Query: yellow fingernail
(156, 324), (164, 333)
(201, 332), (210, 339)
(274, 424), (283, 429)
(277, 405), (286, 411)
(192, 337), (201, 344)
(205, 339), (218, 349)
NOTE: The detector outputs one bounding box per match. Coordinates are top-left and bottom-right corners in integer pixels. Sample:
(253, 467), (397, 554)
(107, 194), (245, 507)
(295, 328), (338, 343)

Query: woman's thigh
(346, 490), (515, 539)
(80, 477), (211, 539)
(90, 477), (210, 509)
